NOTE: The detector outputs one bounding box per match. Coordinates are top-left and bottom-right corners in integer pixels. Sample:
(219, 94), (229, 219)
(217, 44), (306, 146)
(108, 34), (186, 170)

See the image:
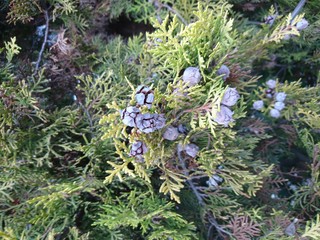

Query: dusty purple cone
(253, 100), (264, 110)
(163, 126), (179, 141)
(270, 108), (280, 118)
(136, 113), (166, 133)
(265, 15), (276, 25)
(266, 79), (276, 89)
(184, 143), (199, 158)
(120, 106), (141, 127)
(182, 67), (201, 87)
(275, 92), (286, 102)
(296, 18), (309, 31)
(221, 87), (240, 107)
(213, 105), (234, 127)
(274, 101), (285, 111)
(135, 85), (154, 109)
(216, 65), (230, 81)
(130, 141), (148, 161)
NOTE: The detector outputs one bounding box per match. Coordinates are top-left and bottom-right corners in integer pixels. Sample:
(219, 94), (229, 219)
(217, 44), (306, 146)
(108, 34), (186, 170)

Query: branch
(162, 3), (188, 25)
(177, 146), (204, 206)
(207, 214), (232, 239)
(152, 0), (188, 25)
(32, 10), (49, 77)
(176, 146), (231, 238)
(78, 101), (94, 138)
(291, 0), (307, 22)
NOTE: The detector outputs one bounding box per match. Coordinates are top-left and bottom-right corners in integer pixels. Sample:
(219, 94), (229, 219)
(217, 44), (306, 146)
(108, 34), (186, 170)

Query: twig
(32, 10), (49, 77)
(152, 0), (188, 25)
(78, 101), (94, 138)
(291, 0), (307, 22)
(207, 214), (232, 239)
(162, 3), (188, 25)
(177, 146), (231, 239)
(177, 146), (204, 206)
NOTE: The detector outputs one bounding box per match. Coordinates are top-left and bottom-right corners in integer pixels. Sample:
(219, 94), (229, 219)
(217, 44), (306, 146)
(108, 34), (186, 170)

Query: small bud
(184, 143), (199, 158)
(182, 67), (201, 87)
(130, 141), (148, 160)
(207, 178), (218, 188)
(177, 124), (188, 134)
(266, 88), (274, 94)
(213, 105), (234, 126)
(265, 15), (276, 25)
(253, 100), (264, 110)
(135, 85), (154, 109)
(303, 178), (312, 187)
(275, 92), (287, 102)
(266, 79), (276, 89)
(136, 113), (166, 133)
(163, 126), (179, 141)
(274, 101), (285, 111)
(207, 174), (224, 189)
(221, 87), (240, 107)
(296, 18), (309, 31)
(285, 219), (298, 236)
(266, 93), (273, 98)
(289, 184), (297, 192)
(216, 65), (230, 81)
(120, 106), (140, 127)
(283, 34), (292, 40)
(154, 113), (166, 130)
(270, 108), (281, 118)
(36, 25), (46, 38)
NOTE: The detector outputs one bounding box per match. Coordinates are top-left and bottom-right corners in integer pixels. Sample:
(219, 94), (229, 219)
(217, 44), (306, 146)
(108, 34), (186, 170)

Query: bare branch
(162, 3), (188, 25)
(33, 10), (49, 77)
(151, 0), (188, 25)
(177, 147), (231, 239)
(207, 214), (232, 239)
(291, 0), (307, 22)
(177, 146), (204, 206)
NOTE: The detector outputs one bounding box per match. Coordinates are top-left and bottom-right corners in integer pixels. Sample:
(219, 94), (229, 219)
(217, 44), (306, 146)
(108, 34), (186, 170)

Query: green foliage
(95, 185), (196, 239)
(1, 0), (320, 239)
(302, 214), (320, 239)
(4, 37), (21, 63)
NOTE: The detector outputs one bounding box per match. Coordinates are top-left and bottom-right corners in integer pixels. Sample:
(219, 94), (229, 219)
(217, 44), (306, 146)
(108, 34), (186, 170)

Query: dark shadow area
(107, 15), (154, 37)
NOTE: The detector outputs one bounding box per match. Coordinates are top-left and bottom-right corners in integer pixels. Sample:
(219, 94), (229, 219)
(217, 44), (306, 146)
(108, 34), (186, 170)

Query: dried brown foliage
(7, 0), (40, 24)
(278, 124), (298, 147)
(225, 215), (260, 240)
(45, 29), (84, 108)
(256, 175), (287, 204)
(243, 118), (272, 136)
(258, 138), (279, 156)
(265, 214), (292, 233)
